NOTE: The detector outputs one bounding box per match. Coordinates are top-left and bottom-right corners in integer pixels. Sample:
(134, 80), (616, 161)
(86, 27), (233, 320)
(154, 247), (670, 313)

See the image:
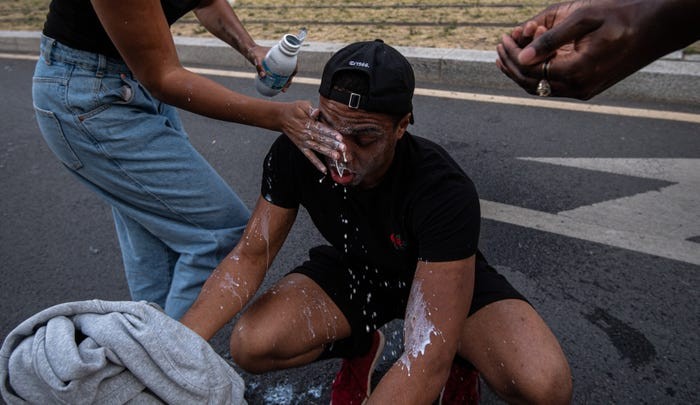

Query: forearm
(367, 259), (473, 404)
(608, 0), (700, 79)
(92, 0), (284, 131)
(590, 0), (699, 58)
(150, 67), (286, 131)
(181, 199), (297, 340)
(194, 0), (258, 64)
(368, 355), (450, 404)
(180, 251), (268, 340)
(647, 0), (700, 53)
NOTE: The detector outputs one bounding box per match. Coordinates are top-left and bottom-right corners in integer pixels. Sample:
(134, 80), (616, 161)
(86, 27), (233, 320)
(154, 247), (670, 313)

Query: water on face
(333, 151), (349, 176)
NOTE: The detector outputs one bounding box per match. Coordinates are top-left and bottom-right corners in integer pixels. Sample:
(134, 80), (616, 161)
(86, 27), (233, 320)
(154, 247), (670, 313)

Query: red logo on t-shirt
(390, 233), (406, 250)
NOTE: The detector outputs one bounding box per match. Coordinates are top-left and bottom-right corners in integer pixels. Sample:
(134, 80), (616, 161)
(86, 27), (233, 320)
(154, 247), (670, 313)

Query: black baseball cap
(319, 39), (415, 123)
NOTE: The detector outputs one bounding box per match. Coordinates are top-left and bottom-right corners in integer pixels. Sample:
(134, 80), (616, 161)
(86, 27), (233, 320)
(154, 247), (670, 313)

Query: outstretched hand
(496, 0), (699, 100)
(280, 101), (346, 173)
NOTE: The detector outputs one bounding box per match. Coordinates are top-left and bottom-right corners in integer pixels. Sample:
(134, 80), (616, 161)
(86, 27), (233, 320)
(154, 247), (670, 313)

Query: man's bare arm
(180, 197), (297, 340)
(368, 256), (475, 404)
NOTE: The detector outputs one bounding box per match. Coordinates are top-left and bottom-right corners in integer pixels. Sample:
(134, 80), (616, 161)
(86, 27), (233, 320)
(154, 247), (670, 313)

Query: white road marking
(413, 89), (700, 124)
(0, 52), (37, 61)
(480, 199), (700, 266)
(485, 158), (700, 265)
(4, 52), (698, 263)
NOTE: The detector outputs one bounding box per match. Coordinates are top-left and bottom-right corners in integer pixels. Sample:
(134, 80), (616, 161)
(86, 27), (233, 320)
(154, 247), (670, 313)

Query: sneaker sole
(363, 330), (386, 401)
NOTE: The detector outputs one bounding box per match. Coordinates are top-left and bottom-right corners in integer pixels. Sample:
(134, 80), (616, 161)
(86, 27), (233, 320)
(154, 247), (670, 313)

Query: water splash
(333, 151), (349, 177)
(263, 383), (294, 404)
(220, 272), (246, 308)
(306, 384), (322, 399)
(399, 280), (443, 376)
(333, 159), (347, 177)
(296, 285), (339, 341)
(260, 203), (271, 268)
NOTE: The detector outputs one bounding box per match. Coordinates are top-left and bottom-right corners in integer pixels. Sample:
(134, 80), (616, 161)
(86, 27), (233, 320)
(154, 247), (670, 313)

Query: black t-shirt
(43, 0), (199, 59)
(262, 133), (483, 279)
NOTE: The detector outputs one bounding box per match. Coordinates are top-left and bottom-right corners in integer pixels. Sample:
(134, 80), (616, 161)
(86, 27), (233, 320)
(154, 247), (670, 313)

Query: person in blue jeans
(32, 0), (345, 319)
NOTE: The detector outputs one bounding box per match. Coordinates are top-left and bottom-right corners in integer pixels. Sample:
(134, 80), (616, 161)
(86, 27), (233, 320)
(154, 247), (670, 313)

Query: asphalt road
(1, 55), (698, 404)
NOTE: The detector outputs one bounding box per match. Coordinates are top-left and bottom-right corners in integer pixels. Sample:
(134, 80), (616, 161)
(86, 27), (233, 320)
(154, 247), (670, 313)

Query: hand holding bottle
(256, 28), (307, 96)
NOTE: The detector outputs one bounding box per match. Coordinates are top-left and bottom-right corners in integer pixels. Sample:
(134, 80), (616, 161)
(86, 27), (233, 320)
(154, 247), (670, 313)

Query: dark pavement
(1, 55), (699, 404)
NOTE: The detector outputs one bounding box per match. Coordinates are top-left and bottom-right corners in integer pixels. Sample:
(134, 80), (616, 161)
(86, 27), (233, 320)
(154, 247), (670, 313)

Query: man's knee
(229, 317), (276, 374)
(524, 365), (571, 405)
(494, 359), (572, 405)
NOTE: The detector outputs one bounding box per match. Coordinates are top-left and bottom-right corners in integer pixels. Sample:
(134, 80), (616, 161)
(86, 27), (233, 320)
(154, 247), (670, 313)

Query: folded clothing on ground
(0, 299), (246, 404)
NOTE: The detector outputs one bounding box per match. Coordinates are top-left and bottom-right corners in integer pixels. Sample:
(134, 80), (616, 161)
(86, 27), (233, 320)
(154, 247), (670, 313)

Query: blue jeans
(32, 36), (250, 319)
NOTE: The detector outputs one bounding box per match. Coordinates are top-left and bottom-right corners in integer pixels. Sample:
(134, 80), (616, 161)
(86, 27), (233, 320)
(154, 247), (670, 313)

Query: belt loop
(43, 37), (56, 66)
(96, 54), (106, 78)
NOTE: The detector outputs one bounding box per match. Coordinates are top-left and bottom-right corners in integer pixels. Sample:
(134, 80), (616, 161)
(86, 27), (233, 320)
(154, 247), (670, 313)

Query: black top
(43, 0), (200, 59)
(262, 133), (483, 278)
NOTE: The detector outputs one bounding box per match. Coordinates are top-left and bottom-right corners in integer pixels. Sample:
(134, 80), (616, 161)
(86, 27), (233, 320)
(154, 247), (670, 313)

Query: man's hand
(496, 0), (700, 100)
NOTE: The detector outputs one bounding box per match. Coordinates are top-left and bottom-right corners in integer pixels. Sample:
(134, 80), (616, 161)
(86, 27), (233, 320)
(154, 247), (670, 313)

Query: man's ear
(395, 113), (412, 139)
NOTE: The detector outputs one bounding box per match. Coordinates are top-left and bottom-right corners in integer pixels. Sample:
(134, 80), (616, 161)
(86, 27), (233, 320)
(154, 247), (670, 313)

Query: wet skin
(317, 96), (411, 189)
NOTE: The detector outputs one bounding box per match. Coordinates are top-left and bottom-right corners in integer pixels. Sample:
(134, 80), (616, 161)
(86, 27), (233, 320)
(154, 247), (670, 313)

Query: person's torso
(43, 0), (200, 59)
(263, 133), (482, 279)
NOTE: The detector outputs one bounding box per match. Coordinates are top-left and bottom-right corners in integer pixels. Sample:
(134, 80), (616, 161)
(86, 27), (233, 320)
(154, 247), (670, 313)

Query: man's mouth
(328, 159), (355, 185)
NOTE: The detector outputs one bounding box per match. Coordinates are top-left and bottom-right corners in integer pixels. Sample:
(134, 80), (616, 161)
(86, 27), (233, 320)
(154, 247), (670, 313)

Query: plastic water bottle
(256, 28), (307, 97)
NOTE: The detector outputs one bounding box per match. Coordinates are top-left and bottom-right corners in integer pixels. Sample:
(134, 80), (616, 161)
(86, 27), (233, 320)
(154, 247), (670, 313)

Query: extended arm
(180, 197), (297, 340)
(368, 256), (475, 404)
(90, 0), (344, 171)
(193, 0), (269, 74)
(497, 0), (700, 99)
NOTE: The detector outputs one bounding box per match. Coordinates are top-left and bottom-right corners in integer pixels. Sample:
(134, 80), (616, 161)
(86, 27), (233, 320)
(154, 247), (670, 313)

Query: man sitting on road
(181, 39), (572, 404)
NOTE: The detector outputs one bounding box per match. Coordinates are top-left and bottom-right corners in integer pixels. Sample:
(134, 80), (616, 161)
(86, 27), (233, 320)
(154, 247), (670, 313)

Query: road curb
(2, 30), (699, 105)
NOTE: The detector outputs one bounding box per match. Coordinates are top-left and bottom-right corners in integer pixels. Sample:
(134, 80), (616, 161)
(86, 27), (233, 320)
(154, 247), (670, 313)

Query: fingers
(534, 25), (547, 39)
(308, 107), (321, 120)
(519, 11), (602, 65)
(517, 20), (539, 47)
(285, 102), (346, 173)
(510, 26), (523, 44)
(306, 121), (345, 151)
(496, 34), (541, 94)
(292, 130), (340, 174)
(297, 123), (345, 174)
(302, 148), (327, 174)
(303, 108), (344, 148)
(250, 45), (270, 77)
(280, 63), (300, 93)
(498, 32), (569, 97)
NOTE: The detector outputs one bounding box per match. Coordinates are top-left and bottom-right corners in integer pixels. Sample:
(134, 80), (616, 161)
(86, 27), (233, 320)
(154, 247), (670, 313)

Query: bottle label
(259, 59), (291, 91)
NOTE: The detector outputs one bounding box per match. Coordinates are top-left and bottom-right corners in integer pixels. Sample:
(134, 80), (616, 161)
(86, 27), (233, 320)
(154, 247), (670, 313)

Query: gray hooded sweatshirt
(0, 300), (246, 404)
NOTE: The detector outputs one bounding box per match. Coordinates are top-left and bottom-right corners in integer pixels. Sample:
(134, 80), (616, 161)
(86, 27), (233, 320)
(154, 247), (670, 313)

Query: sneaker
(438, 359), (481, 404)
(330, 330), (386, 405)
